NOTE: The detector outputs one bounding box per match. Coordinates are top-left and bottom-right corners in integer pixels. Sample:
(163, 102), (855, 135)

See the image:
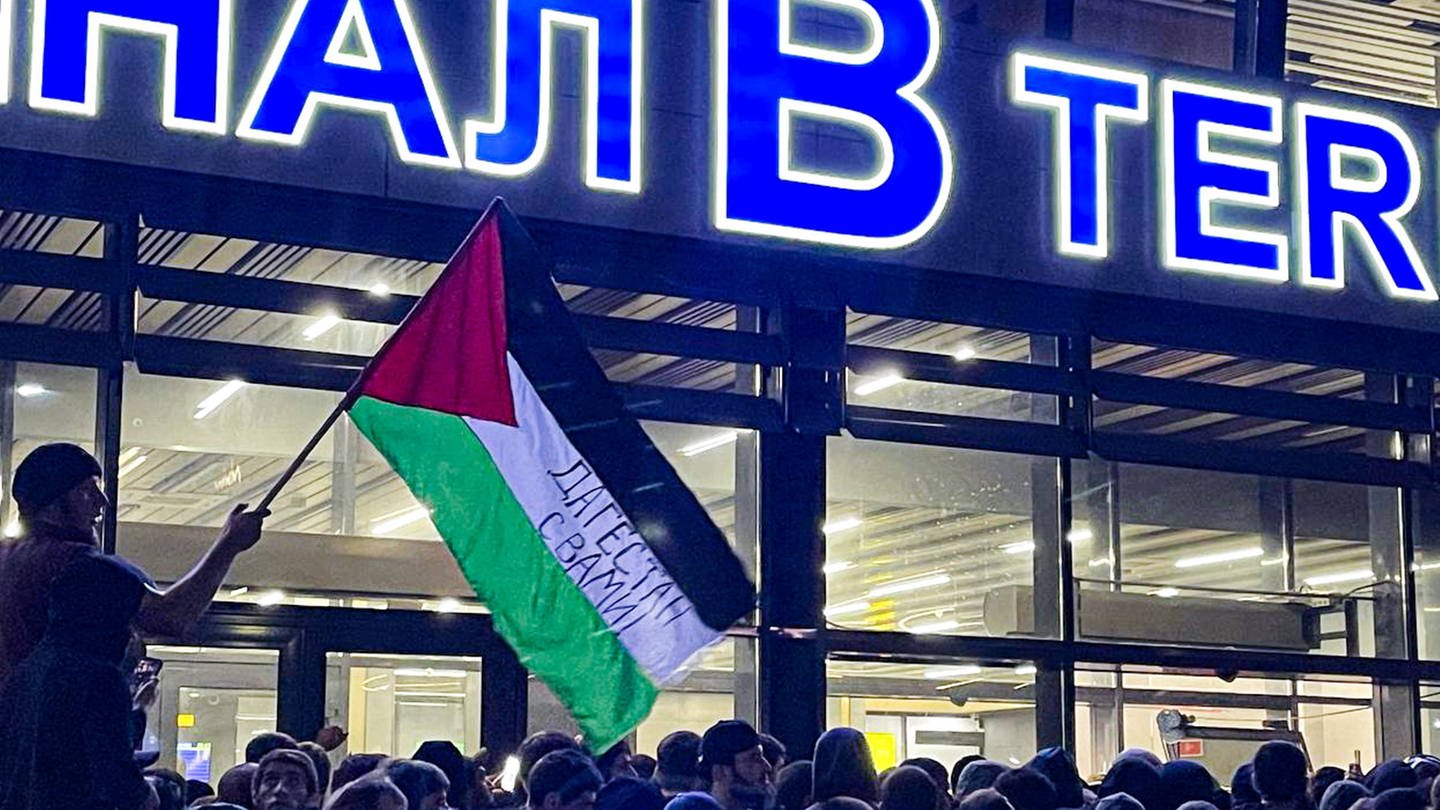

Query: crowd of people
(109, 720), (1440, 810)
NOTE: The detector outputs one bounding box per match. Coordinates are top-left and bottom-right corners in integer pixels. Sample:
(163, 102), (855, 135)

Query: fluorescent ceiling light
(194, 380), (246, 420)
(823, 560), (855, 575)
(1174, 546), (1263, 569)
(117, 452), (149, 480)
(679, 430), (740, 457)
(952, 345), (978, 362)
(868, 573), (950, 598)
(1014, 664), (1038, 676)
(15, 383), (46, 398)
(1151, 587), (1180, 598)
(1304, 569), (1374, 587)
(1088, 557), (1112, 568)
(1066, 528), (1093, 543)
(227, 587), (250, 598)
(368, 283), (392, 297)
(824, 600), (870, 618)
(372, 505), (431, 535)
(910, 620), (961, 635)
(823, 516), (863, 535)
(924, 664), (981, 679)
(1002, 541), (1035, 555)
(853, 372), (904, 396)
(303, 313), (343, 340)
(256, 589), (285, 607)
(433, 597), (461, 614)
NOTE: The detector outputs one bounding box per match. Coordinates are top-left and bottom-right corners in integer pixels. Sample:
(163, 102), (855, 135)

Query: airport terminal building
(4, 0), (1440, 783)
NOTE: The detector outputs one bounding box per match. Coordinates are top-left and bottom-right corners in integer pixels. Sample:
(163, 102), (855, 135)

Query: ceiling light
(1305, 569), (1375, 587)
(1174, 546), (1263, 569)
(924, 664), (981, 679)
(1066, 528), (1093, 543)
(433, 597), (461, 613)
(910, 619), (961, 634)
(1014, 664), (1038, 676)
(2, 519), (19, 539)
(368, 283), (392, 297)
(1002, 541), (1035, 555)
(227, 587), (250, 598)
(193, 379), (246, 420)
(1151, 587), (1180, 598)
(823, 560), (855, 575)
(117, 452), (149, 480)
(1088, 557), (1112, 568)
(679, 430), (740, 457)
(823, 516), (863, 535)
(303, 313), (343, 340)
(853, 372), (904, 397)
(372, 505), (431, 535)
(824, 600), (870, 618)
(868, 573), (950, 598)
(952, 344), (978, 362)
(256, 590), (285, 607)
(15, 383), (46, 398)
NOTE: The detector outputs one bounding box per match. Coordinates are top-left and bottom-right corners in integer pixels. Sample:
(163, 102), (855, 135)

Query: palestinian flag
(345, 200), (756, 750)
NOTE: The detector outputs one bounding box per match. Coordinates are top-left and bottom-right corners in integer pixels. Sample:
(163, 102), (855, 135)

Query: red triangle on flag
(354, 215), (517, 426)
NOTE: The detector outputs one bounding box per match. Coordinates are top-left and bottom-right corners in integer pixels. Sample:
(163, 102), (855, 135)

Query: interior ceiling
(0, 211), (1409, 631)
(1285, 0), (1440, 107)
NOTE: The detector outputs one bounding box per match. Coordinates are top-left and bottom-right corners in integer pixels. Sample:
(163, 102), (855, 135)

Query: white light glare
(824, 600), (870, 618)
(1002, 541), (1035, 555)
(500, 756), (521, 793)
(823, 560), (855, 575)
(15, 383), (46, 398)
(823, 516), (863, 535)
(1014, 664), (1038, 676)
(679, 430), (741, 457)
(1174, 546), (1264, 569)
(1304, 569), (1375, 588)
(256, 589), (286, 607)
(853, 372), (904, 396)
(952, 344), (978, 362)
(372, 506), (432, 535)
(434, 597), (462, 613)
(868, 573), (951, 598)
(1152, 587), (1181, 598)
(924, 664), (981, 679)
(368, 283), (392, 297)
(910, 619), (962, 634)
(193, 380), (246, 420)
(1066, 528), (1094, 543)
(3, 519), (19, 539)
(303, 313), (343, 340)
(117, 452), (149, 480)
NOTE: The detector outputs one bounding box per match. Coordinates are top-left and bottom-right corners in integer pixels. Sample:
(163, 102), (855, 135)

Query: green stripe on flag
(349, 395), (658, 750)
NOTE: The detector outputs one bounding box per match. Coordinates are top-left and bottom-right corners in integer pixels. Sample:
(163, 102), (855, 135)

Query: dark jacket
(0, 554), (150, 810)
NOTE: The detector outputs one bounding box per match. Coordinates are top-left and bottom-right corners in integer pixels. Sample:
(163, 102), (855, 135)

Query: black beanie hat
(1252, 741), (1309, 803)
(12, 443), (101, 518)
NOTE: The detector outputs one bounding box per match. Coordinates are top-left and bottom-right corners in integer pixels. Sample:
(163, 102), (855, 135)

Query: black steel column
(1032, 335), (1075, 750)
(1233, 0), (1260, 74)
(757, 302), (842, 761)
(1255, 0), (1290, 79)
(733, 305), (764, 726)
(481, 643), (529, 757)
(97, 214), (137, 555)
(0, 361), (14, 532)
(277, 630), (327, 743)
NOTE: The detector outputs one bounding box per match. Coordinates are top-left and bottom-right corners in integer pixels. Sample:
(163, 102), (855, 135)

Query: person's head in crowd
(527, 748), (604, 810)
(900, 757), (951, 802)
(1372, 788), (1425, 810)
(1160, 760), (1220, 810)
(248, 733), (302, 765)
(334, 755), (390, 793)
(996, 767), (1059, 810)
(595, 739), (638, 782)
(596, 775), (665, 810)
(323, 774), (408, 810)
(520, 732), (585, 797)
(1178, 802), (1220, 810)
(220, 764), (261, 808)
(809, 800), (875, 810)
(774, 761), (813, 810)
(1100, 757), (1162, 810)
(11, 442), (105, 538)
(189, 779), (218, 805)
(881, 765), (942, 810)
(1095, 793), (1146, 810)
(254, 749), (321, 810)
(656, 731), (704, 797)
(1232, 764), (1262, 810)
(634, 755), (658, 781)
(1030, 748), (1086, 809)
(1408, 756), (1440, 784)
(146, 768), (187, 810)
(1117, 750), (1164, 768)
(953, 756), (987, 794)
(1253, 742), (1311, 809)
(664, 793), (724, 809)
(958, 761), (1011, 799)
(413, 741), (469, 808)
(387, 760), (451, 810)
(700, 720), (773, 810)
(960, 787), (1019, 810)
(1319, 779), (1370, 810)
(1312, 768), (1347, 808)
(1369, 762), (1418, 795)
(759, 734), (788, 771)
(812, 727), (879, 806)
(298, 741), (333, 800)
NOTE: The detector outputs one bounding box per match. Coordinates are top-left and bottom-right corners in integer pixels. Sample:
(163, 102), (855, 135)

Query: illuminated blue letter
(714, 0), (952, 248)
(1010, 53), (1148, 260)
(237, 0), (459, 168)
(465, 0), (643, 192)
(1295, 103), (1435, 300)
(1161, 80), (1285, 282)
(29, 0), (232, 132)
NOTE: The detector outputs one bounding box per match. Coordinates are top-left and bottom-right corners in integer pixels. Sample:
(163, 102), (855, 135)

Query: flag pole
(256, 390), (358, 512)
